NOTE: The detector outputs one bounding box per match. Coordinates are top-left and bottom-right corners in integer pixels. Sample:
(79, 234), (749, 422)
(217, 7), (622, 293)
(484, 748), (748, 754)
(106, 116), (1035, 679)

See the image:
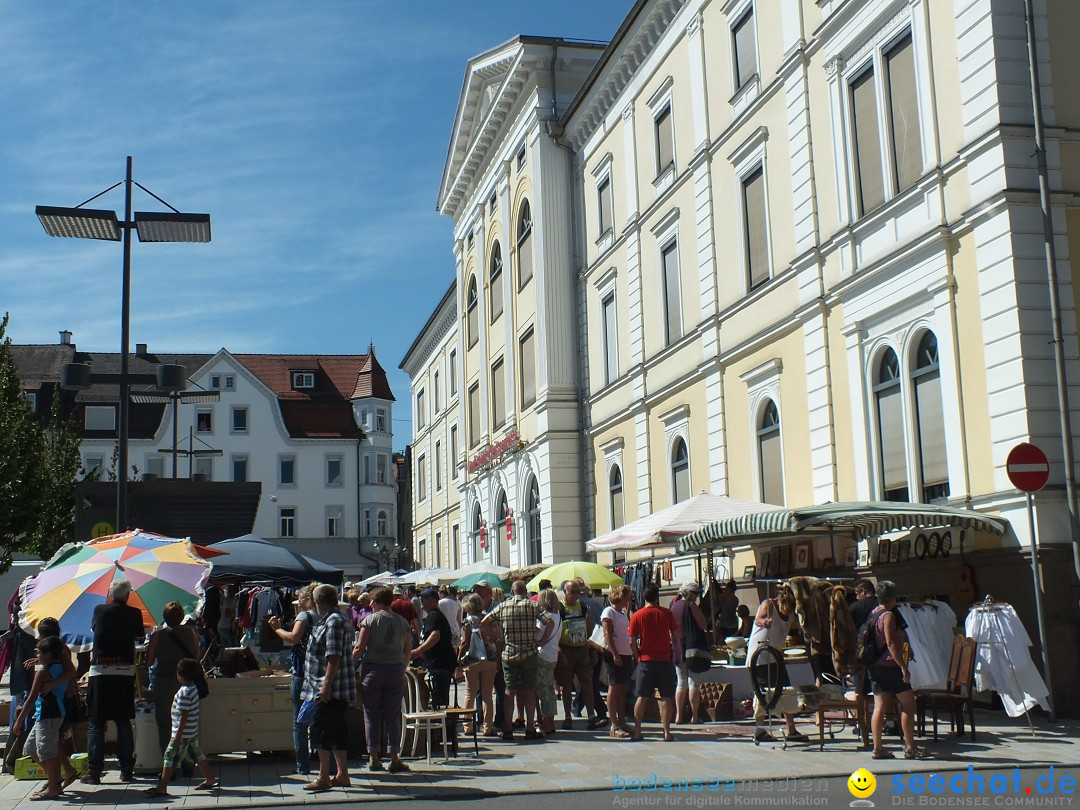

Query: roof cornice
(400, 283), (458, 378)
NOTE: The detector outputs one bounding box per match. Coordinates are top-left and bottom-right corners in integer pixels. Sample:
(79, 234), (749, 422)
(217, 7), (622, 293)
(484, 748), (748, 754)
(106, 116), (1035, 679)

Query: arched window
(671, 437), (690, 504)
(471, 503), (484, 562)
(609, 465), (624, 529)
(466, 276), (478, 349)
(517, 201), (533, 288)
(377, 510), (387, 536)
(874, 348), (908, 501)
(526, 476), (542, 566)
(912, 331), (949, 501)
(757, 399), (784, 505)
(489, 242), (504, 322)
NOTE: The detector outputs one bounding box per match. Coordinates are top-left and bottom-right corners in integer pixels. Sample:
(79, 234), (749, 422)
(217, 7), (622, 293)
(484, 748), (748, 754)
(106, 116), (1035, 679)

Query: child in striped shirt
(145, 658), (216, 797)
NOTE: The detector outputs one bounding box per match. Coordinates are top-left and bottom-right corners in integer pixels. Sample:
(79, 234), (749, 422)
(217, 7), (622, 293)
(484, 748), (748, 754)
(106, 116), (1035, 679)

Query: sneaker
(754, 728), (776, 744)
(80, 773), (102, 785)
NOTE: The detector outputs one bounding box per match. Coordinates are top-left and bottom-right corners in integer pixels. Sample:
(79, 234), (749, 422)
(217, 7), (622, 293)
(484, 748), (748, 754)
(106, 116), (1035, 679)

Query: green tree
(0, 314), (82, 572)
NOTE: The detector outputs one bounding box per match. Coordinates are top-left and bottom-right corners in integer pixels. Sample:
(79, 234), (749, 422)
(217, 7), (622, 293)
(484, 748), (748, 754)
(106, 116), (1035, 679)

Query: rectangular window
(468, 383), (481, 448)
(433, 371), (440, 414)
(851, 66), (885, 215)
(364, 509), (372, 536)
(434, 531), (442, 567)
(759, 431), (784, 506)
(885, 33), (922, 194)
(490, 258), (504, 322)
(518, 224), (533, 289)
(491, 359), (506, 430)
(147, 456), (165, 478)
(661, 241), (683, 345)
(292, 371), (316, 389)
(516, 143), (527, 170)
(602, 293), (618, 384)
(520, 329), (536, 408)
(327, 506), (343, 538)
(489, 192), (497, 216)
(231, 406), (248, 433)
(327, 455), (342, 486)
(467, 230), (474, 251)
(279, 455), (296, 487)
(450, 425), (459, 480)
(452, 525), (460, 570)
(416, 389), (426, 429)
(743, 167), (769, 289)
(362, 454), (371, 484)
(732, 8), (757, 90)
(376, 408), (386, 432)
(210, 375), (221, 389)
(84, 405), (115, 431)
(279, 507), (296, 538)
(377, 453), (388, 484)
(85, 455), (104, 475)
(914, 373), (948, 500)
(194, 456), (213, 482)
(598, 176), (614, 238)
(418, 454), (427, 502)
(223, 375), (235, 389)
(196, 409), (212, 434)
(449, 351), (457, 396)
(232, 455), (248, 483)
(435, 440), (442, 491)
(877, 386), (909, 500)
(418, 539), (426, 568)
(655, 105), (674, 175)
(24, 391), (37, 412)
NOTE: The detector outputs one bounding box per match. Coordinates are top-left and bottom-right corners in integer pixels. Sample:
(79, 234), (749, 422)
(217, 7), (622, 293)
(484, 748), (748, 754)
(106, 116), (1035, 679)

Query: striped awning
(677, 500), (1007, 554)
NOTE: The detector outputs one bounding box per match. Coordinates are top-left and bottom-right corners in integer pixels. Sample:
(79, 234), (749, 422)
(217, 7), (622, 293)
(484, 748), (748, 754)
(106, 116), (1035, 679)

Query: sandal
(143, 787), (170, 798)
(586, 717), (606, 730)
(31, 791), (63, 801)
(610, 727), (630, 739)
(905, 747), (931, 760)
(387, 759), (410, 774)
(872, 749), (895, 760)
(303, 779), (333, 792)
(786, 731), (810, 743)
(194, 781), (218, 790)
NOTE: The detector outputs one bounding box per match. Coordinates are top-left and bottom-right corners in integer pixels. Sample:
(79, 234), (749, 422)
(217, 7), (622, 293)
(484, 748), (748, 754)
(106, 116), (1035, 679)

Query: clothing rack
(968, 596), (1036, 736)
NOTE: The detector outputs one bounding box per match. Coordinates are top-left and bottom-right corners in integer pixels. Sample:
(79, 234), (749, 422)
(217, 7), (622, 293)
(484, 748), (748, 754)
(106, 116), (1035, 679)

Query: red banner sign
(506, 515), (513, 543)
(468, 429), (521, 474)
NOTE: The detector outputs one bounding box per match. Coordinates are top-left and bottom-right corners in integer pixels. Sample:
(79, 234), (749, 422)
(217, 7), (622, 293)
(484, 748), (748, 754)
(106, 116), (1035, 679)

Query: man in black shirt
(410, 587), (457, 708)
(82, 578), (145, 784)
(850, 579), (880, 630)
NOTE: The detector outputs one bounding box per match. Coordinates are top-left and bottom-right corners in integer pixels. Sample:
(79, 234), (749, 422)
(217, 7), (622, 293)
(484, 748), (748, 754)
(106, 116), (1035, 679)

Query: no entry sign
(1006, 442), (1050, 492)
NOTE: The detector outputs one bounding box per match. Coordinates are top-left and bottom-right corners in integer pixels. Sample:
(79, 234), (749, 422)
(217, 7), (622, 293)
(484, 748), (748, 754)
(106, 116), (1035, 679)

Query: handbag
(587, 623), (608, 652)
(682, 600), (712, 674)
(459, 623), (488, 667)
(297, 697), (319, 726)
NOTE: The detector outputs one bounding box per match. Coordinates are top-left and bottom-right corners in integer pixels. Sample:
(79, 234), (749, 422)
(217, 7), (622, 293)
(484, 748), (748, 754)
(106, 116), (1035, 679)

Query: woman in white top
(601, 584), (635, 739)
(534, 589), (563, 735)
(748, 583), (806, 743)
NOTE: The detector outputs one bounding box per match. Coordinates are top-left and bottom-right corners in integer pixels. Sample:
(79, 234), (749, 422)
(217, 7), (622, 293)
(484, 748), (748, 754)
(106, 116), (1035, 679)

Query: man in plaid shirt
(301, 584), (356, 792)
(482, 580), (553, 741)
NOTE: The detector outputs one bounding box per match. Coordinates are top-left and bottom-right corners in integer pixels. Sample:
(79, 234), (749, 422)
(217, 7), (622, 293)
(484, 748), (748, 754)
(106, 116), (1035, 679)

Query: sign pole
(1025, 491), (1055, 721)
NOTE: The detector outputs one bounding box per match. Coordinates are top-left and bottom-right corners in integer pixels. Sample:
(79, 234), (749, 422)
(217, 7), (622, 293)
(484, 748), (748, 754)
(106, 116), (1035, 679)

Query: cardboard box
(14, 752), (89, 780)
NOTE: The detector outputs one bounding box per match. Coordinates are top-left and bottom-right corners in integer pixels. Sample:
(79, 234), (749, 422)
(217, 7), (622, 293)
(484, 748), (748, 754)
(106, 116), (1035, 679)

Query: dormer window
(292, 371), (316, 389)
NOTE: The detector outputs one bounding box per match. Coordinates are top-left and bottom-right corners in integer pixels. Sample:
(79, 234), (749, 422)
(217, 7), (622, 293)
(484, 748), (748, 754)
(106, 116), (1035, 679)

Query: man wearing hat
(670, 581), (708, 725)
(410, 587), (457, 708)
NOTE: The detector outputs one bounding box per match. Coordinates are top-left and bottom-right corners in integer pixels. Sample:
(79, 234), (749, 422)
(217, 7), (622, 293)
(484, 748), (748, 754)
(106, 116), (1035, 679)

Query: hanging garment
(964, 604), (1049, 718)
(896, 603), (953, 690)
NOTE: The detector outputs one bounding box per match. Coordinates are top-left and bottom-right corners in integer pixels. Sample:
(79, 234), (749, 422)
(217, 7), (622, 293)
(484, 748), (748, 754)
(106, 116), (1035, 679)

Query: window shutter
(886, 34), (922, 193)
(851, 68), (885, 214)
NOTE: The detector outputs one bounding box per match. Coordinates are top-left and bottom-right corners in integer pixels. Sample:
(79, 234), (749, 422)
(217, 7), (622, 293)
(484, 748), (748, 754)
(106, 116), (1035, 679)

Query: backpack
(856, 608), (884, 667)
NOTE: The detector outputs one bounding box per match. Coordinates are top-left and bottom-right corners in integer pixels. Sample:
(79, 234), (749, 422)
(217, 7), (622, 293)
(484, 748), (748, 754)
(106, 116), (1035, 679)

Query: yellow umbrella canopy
(526, 561), (624, 593)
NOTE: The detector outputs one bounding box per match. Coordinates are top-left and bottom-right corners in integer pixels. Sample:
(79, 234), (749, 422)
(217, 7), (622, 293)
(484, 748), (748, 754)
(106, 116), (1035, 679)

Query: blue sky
(0, 1), (625, 446)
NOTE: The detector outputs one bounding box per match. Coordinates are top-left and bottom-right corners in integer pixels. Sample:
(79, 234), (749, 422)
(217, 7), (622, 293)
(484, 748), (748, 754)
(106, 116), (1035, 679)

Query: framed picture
(818, 556), (834, 570)
(843, 546), (858, 568)
(743, 565), (757, 581)
(897, 538), (911, 563)
(758, 550), (773, 578)
(777, 544), (792, 577)
(858, 548), (870, 567)
(792, 541), (812, 571)
(877, 540), (891, 564)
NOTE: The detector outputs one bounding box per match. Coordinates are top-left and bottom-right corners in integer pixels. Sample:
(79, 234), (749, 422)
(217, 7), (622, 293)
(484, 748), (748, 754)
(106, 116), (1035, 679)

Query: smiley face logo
(848, 768), (876, 798)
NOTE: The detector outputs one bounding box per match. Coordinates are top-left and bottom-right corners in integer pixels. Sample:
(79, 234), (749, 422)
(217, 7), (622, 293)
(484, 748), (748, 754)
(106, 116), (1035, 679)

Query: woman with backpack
(865, 581), (927, 760)
(146, 602), (203, 757)
(268, 583), (317, 774)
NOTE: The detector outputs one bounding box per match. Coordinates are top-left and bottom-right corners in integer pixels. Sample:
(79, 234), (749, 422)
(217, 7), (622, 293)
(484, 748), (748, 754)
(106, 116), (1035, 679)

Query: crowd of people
(9, 571), (927, 798)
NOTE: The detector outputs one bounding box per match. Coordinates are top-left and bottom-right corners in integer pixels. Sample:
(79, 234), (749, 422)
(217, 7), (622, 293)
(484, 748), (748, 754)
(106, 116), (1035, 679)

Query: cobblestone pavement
(0, 711), (1074, 809)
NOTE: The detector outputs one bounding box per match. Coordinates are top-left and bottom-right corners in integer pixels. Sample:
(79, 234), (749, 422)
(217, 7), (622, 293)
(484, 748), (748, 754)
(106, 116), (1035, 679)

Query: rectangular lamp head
(36, 206), (121, 241)
(135, 212), (211, 243)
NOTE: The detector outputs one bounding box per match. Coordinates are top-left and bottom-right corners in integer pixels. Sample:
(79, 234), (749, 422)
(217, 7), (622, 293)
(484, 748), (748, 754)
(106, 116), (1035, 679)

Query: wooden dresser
(198, 674), (295, 754)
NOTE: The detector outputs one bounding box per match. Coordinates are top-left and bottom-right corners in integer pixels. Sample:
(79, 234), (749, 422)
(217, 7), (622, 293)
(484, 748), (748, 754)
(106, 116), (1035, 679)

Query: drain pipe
(1024, 0), (1080, 580)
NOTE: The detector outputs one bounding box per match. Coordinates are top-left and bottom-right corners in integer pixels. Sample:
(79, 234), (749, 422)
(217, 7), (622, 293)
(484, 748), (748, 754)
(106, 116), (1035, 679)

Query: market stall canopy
(209, 535), (343, 587)
(527, 561), (624, 592)
(355, 571), (402, 588)
(19, 529), (211, 651)
(586, 493), (783, 552)
(677, 500), (1007, 554)
(396, 567), (455, 585)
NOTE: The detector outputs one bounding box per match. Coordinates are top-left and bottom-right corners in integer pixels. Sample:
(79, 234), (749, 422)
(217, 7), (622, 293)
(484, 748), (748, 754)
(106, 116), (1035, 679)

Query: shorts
(555, 645), (593, 690)
(869, 665), (912, 695)
(310, 698), (350, 751)
(675, 661), (703, 691)
(501, 654), (539, 692)
(163, 737), (205, 769)
(635, 660), (677, 700)
(25, 717), (62, 761)
(602, 650), (633, 685)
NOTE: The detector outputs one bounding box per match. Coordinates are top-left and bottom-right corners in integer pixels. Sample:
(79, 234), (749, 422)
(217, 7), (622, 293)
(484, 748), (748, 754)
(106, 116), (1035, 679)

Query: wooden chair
(401, 669), (448, 763)
(916, 635), (977, 741)
(442, 677), (480, 758)
(815, 669), (870, 751)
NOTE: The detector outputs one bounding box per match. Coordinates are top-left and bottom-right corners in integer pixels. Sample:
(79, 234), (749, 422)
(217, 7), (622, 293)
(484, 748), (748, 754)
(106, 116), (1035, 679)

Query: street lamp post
(37, 156), (210, 532)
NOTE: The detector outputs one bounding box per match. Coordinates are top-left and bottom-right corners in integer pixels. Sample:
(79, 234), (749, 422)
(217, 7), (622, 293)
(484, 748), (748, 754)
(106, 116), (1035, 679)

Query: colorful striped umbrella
(19, 529), (215, 652)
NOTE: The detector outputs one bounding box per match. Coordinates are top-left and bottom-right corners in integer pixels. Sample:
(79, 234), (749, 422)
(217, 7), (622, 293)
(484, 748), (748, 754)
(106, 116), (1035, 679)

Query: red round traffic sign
(1007, 443), (1050, 492)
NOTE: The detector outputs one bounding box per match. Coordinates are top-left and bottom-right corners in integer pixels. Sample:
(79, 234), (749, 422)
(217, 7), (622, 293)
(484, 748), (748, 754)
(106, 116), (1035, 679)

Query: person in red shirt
(390, 590), (420, 645)
(628, 583), (680, 741)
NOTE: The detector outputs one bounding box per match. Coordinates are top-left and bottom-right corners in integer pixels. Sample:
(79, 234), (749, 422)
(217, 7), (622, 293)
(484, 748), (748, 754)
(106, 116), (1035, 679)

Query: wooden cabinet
(199, 675), (294, 755)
